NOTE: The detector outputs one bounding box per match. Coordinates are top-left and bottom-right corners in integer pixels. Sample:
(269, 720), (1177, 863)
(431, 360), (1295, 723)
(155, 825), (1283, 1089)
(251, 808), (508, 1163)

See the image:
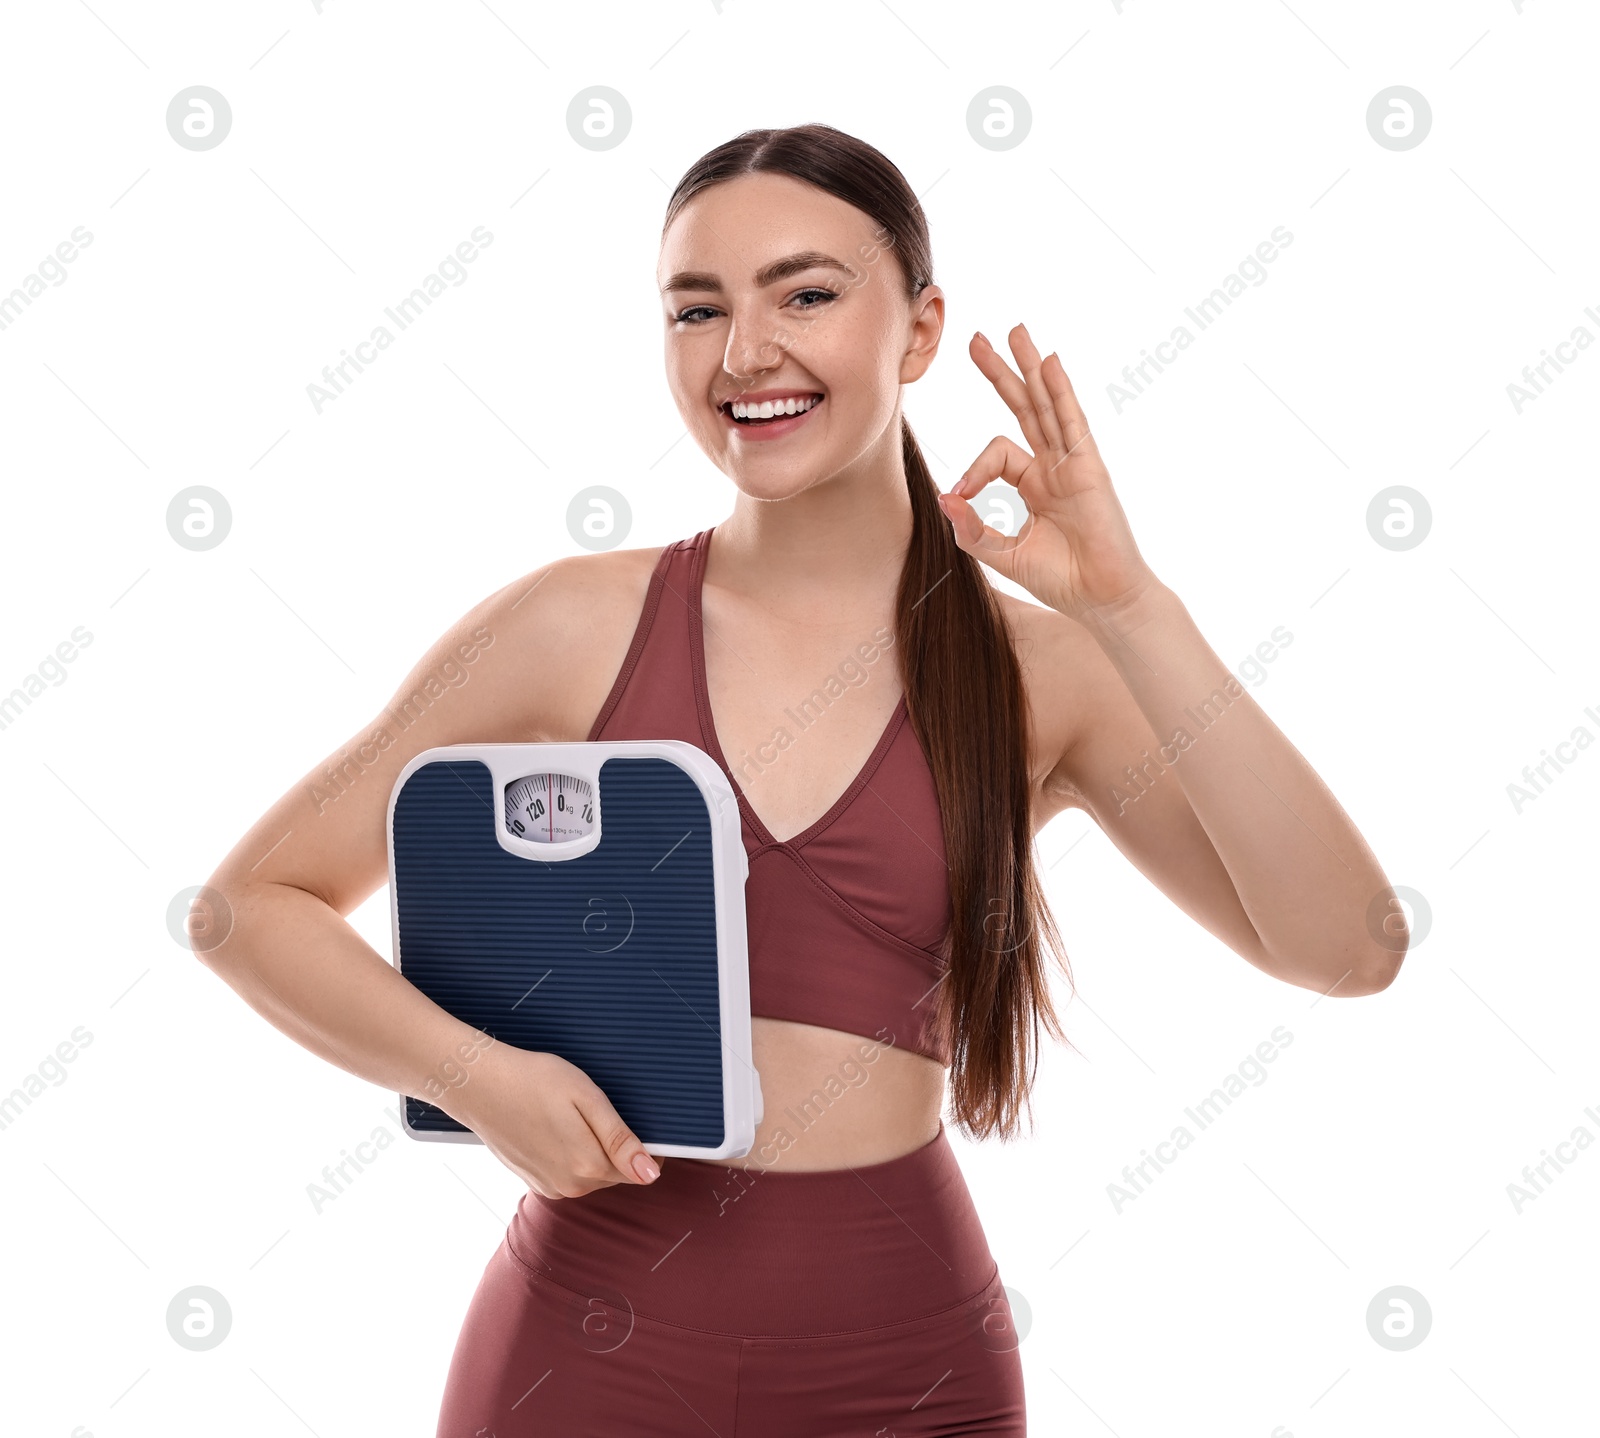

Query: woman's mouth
(719, 393), (824, 440)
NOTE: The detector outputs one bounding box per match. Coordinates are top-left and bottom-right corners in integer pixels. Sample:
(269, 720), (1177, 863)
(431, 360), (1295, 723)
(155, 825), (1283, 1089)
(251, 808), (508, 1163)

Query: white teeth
(730, 395), (821, 420)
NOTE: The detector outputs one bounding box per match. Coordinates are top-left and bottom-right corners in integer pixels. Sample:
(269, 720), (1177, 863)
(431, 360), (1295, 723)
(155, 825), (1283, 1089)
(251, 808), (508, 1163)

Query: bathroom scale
(386, 739), (762, 1161)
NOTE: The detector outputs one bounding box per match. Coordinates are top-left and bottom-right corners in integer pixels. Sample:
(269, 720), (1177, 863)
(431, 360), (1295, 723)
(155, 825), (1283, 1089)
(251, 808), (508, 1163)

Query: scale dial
(504, 771), (595, 844)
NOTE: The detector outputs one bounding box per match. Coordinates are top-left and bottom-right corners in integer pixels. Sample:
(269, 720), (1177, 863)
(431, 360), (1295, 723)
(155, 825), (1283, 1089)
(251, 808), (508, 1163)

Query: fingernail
(633, 1153), (660, 1183)
(974, 331), (988, 346)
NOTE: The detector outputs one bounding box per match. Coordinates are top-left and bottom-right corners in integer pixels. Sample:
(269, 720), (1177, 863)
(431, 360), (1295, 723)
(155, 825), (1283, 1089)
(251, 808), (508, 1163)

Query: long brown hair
(662, 123), (1075, 1141)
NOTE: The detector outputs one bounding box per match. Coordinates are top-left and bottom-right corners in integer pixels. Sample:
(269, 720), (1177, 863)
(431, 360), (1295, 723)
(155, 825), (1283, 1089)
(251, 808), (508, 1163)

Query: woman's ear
(900, 284), (945, 384)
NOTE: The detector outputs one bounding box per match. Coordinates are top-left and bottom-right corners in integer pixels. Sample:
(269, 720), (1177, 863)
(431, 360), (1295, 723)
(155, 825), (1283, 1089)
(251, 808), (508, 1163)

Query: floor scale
(386, 740), (761, 1160)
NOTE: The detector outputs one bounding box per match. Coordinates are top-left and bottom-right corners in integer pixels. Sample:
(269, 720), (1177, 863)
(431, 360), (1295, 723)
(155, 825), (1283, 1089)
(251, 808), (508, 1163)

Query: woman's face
(658, 171), (942, 500)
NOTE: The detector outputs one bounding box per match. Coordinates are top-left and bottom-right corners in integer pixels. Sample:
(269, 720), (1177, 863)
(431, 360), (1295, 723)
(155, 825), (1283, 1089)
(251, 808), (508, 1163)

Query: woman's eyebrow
(660, 250), (853, 295)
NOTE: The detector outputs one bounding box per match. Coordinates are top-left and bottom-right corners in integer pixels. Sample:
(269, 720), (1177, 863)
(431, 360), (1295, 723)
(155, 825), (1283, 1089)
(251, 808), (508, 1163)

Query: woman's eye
(673, 288), (838, 326)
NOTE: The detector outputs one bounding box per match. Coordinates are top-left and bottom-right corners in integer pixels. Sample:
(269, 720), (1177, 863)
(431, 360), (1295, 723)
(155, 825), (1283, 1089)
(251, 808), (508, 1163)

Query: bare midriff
(695, 1016), (946, 1173)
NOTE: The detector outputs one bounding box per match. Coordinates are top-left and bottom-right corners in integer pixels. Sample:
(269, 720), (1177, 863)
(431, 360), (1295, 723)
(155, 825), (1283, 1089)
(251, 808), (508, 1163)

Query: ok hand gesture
(939, 324), (1161, 625)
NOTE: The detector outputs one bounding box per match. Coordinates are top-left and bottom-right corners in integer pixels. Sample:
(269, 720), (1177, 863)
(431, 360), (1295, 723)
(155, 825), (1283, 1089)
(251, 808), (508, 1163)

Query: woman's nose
(723, 307), (788, 383)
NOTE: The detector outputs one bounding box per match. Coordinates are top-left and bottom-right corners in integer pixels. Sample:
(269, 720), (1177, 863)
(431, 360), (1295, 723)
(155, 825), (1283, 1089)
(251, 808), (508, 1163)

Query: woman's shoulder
(488, 539), (674, 742)
(509, 538), (671, 621)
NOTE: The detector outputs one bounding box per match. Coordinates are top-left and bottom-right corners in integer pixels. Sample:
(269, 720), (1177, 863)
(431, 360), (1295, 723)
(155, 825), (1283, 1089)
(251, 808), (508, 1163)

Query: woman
(197, 124), (1406, 1435)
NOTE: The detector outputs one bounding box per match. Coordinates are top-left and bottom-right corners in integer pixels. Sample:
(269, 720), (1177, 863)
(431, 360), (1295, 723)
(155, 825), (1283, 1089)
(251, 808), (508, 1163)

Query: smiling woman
(192, 116), (1403, 1437)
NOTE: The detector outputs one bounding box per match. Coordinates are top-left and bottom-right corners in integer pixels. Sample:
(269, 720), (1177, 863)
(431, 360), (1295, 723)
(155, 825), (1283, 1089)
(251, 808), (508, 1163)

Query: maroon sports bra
(586, 527), (954, 1066)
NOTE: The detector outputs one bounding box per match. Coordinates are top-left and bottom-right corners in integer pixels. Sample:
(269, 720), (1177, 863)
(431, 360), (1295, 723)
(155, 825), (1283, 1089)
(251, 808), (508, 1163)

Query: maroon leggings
(434, 1122), (1026, 1435)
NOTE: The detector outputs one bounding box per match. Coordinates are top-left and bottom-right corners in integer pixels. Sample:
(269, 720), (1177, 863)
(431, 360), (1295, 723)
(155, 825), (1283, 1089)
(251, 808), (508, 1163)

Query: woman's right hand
(444, 1042), (663, 1199)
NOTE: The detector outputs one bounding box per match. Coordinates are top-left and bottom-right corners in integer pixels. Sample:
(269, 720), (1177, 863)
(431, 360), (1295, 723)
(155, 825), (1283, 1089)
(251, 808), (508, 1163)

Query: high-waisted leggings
(434, 1121), (1027, 1435)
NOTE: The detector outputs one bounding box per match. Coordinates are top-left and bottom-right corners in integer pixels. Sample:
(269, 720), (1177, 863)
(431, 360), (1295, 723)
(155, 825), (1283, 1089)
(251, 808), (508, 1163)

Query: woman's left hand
(940, 323), (1162, 625)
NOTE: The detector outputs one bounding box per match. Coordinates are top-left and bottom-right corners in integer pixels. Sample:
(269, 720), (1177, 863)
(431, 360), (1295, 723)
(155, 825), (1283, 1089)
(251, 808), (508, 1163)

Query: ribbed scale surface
(393, 757), (728, 1147)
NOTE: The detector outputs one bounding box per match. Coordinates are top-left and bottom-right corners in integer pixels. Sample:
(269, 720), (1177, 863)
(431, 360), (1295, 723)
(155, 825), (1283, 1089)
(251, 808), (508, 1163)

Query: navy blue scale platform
(386, 741), (759, 1160)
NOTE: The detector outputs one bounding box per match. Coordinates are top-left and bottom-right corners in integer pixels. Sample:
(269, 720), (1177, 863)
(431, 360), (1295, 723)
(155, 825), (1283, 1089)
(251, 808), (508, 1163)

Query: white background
(1, 1), (1594, 1434)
